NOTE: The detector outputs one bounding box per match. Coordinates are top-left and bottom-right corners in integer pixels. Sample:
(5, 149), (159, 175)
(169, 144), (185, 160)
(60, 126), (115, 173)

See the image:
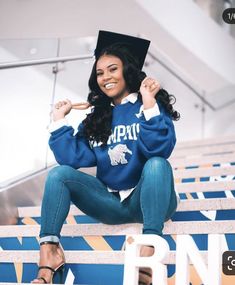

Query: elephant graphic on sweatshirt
(108, 144), (132, 166)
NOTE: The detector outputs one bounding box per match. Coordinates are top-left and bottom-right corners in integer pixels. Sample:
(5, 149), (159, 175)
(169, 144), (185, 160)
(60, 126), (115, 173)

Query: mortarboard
(94, 30), (150, 69)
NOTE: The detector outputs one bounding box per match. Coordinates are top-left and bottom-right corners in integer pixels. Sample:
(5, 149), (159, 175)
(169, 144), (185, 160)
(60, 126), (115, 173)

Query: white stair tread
(175, 135), (235, 148)
(0, 250), (208, 265)
(172, 143), (235, 158)
(174, 165), (235, 178)
(175, 179), (235, 192)
(1, 220), (235, 237)
(82, 164), (235, 179)
(17, 197), (235, 218)
(178, 197), (235, 211)
(170, 153), (235, 167)
(73, 154), (235, 172)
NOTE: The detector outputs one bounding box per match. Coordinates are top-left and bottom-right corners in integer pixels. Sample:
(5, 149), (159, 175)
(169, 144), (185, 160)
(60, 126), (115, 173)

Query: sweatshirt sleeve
(138, 104), (176, 159)
(49, 123), (97, 168)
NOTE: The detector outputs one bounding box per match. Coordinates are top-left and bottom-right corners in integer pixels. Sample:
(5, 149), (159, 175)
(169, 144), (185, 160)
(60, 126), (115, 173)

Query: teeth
(105, 83), (115, 89)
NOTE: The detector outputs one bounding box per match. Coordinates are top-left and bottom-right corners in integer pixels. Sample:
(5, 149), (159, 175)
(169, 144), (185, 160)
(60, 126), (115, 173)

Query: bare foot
(31, 244), (65, 284)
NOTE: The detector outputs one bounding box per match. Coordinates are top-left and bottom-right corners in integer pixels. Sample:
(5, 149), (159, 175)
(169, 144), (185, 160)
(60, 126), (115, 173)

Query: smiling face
(96, 54), (129, 105)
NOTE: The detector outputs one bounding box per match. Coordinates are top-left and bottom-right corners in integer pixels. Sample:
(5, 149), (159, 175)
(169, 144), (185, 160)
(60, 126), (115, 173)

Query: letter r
(123, 234), (169, 285)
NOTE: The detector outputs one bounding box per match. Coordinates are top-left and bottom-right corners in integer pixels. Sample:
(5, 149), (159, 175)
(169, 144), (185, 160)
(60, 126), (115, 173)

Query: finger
(147, 78), (154, 83)
(142, 78), (156, 88)
(54, 99), (71, 109)
(143, 82), (152, 88)
(58, 100), (68, 107)
(149, 85), (157, 92)
(150, 80), (160, 88)
(54, 104), (60, 109)
(65, 99), (72, 105)
(144, 77), (154, 83)
(54, 101), (63, 109)
(142, 77), (151, 87)
(150, 85), (160, 93)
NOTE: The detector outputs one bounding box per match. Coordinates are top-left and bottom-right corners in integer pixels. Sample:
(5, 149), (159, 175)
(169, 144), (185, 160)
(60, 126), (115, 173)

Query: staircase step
(82, 164), (235, 180)
(0, 250), (124, 264)
(17, 197), (235, 218)
(174, 165), (235, 179)
(1, 220), (235, 237)
(171, 141), (235, 157)
(175, 135), (235, 148)
(170, 153), (235, 167)
(178, 197), (235, 211)
(176, 180), (235, 193)
(172, 143), (235, 158)
(0, 249), (208, 265)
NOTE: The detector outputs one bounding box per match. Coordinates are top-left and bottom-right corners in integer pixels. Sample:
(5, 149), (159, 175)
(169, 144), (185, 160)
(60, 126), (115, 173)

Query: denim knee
(142, 156), (170, 175)
(46, 165), (74, 183)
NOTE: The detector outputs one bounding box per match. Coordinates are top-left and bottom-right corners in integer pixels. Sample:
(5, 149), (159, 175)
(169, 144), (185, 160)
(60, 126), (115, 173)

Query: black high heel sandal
(138, 268), (152, 285)
(33, 241), (65, 284)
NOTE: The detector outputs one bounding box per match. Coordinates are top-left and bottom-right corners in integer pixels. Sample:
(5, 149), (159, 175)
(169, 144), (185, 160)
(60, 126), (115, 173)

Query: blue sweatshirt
(49, 98), (176, 190)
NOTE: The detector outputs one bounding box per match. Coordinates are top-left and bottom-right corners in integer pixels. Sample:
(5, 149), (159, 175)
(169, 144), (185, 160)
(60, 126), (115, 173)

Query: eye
(110, 66), (118, 72)
(96, 71), (103, 77)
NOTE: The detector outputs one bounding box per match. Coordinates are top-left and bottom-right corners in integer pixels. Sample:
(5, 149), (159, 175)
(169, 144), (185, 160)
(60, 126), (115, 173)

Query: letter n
(175, 234), (222, 285)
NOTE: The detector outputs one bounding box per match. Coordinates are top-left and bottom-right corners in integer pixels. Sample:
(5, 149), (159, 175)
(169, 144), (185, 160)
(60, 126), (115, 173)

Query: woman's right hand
(52, 99), (72, 121)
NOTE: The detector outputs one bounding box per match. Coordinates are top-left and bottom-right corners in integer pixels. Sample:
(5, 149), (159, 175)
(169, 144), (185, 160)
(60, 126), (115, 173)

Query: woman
(32, 31), (180, 284)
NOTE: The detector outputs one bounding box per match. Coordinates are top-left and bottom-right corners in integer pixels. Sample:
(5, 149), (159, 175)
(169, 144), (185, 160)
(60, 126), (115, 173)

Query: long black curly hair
(82, 43), (180, 145)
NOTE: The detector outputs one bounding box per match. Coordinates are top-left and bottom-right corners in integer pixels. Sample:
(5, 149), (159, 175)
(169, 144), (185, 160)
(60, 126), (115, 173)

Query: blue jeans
(40, 157), (177, 242)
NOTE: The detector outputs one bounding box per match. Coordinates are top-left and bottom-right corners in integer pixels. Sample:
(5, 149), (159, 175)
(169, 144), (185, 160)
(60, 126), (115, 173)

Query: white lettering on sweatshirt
(91, 123), (140, 147)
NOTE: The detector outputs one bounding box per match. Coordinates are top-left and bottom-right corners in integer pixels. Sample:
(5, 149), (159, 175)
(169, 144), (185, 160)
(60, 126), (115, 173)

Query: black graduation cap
(94, 30), (150, 69)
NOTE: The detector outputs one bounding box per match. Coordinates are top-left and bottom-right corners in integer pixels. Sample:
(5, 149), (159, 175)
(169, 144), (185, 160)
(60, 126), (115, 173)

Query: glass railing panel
(0, 38), (59, 62)
(46, 37), (95, 166)
(46, 57), (95, 166)
(0, 39), (59, 186)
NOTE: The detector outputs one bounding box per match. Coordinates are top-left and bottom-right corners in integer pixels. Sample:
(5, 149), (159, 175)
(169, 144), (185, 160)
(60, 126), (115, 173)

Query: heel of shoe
(52, 264), (65, 284)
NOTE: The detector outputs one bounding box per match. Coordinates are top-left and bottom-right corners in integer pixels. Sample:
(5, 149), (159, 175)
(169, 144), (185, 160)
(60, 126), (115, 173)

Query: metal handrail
(0, 54), (94, 69)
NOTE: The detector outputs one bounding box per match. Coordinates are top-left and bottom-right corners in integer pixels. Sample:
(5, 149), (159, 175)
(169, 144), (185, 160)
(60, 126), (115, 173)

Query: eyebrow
(96, 63), (118, 71)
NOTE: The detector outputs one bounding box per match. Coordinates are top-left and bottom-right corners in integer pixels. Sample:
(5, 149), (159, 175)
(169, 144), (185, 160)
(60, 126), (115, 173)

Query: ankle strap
(139, 269), (152, 278)
(39, 265), (56, 273)
(40, 241), (59, 246)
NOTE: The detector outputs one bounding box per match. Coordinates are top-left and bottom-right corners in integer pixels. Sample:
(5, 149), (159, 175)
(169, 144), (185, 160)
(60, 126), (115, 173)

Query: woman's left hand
(140, 77), (161, 99)
(140, 77), (161, 109)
